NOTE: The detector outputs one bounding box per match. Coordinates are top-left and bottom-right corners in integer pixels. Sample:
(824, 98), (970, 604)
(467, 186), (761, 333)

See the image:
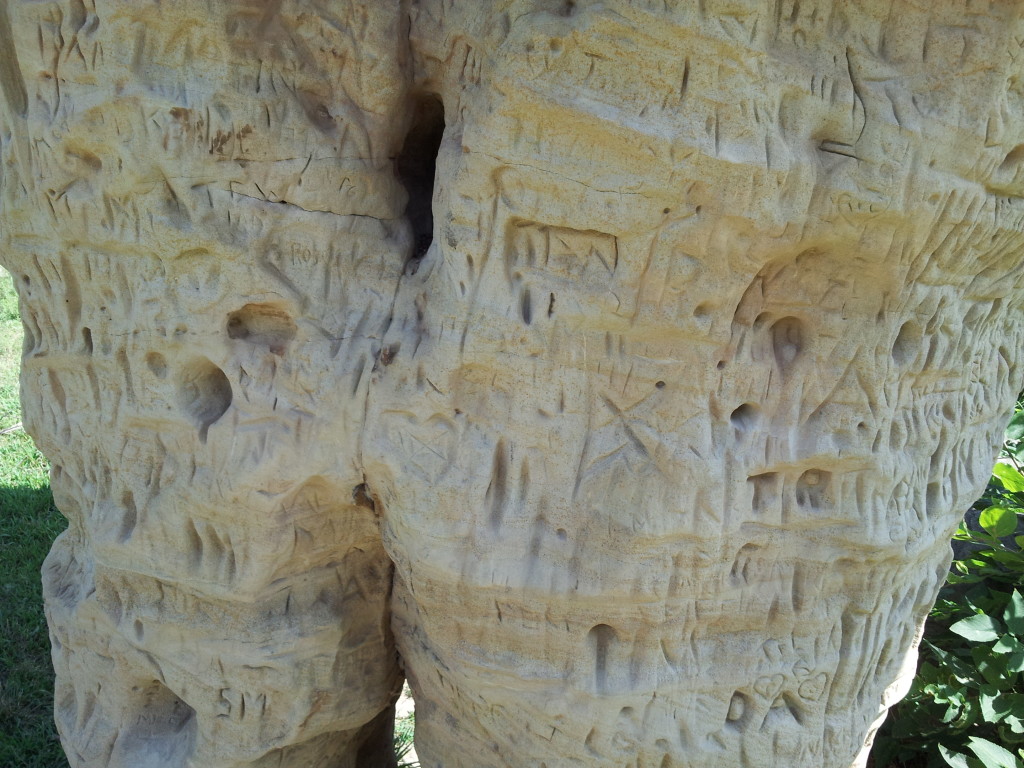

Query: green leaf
(1007, 694), (1024, 717)
(975, 645), (1012, 686)
(990, 550), (1024, 570)
(982, 505), (1020, 537)
(967, 736), (1020, 768)
(1006, 590), (1024, 635)
(924, 640), (977, 682)
(994, 463), (1024, 493)
(994, 634), (1024, 655)
(948, 696), (981, 732)
(981, 684), (1013, 723)
(1001, 724), (1024, 746)
(1007, 651), (1024, 674)
(1007, 410), (1024, 441)
(939, 690), (968, 723)
(993, 462), (1024, 494)
(1007, 714), (1024, 735)
(952, 613), (1005, 642)
(942, 702), (961, 723)
(940, 745), (972, 768)
(926, 681), (960, 703)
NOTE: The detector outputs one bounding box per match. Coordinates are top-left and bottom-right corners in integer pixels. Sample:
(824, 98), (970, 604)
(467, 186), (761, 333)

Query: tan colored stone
(2, 1), (1024, 767)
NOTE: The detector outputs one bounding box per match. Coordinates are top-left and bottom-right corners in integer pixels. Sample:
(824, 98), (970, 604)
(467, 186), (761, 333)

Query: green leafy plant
(874, 399), (1024, 768)
(394, 707), (418, 768)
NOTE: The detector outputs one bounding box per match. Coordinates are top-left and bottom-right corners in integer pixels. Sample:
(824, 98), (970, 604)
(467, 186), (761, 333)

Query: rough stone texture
(3, 1), (1024, 767)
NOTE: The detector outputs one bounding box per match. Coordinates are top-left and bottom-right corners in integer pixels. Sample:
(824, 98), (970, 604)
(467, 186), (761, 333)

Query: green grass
(0, 268), (68, 767)
(395, 702), (418, 767)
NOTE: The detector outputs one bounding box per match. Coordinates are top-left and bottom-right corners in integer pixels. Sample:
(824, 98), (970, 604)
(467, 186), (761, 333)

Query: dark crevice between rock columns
(361, 89), (446, 768)
(395, 94), (445, 274)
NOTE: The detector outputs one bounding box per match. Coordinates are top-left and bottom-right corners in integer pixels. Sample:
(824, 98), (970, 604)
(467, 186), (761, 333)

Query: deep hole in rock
(588, 623), (617, 693)
(176, 357), (232, 442)
(730, 403), (760, 432)
(227, 303), (297, 355)
(892, 320), (922, 367)
(796, 468), (832, 511)
(396, 94), (445, 264)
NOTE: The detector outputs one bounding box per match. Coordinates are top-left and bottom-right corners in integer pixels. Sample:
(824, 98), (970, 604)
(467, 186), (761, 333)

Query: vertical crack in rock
(396, 94), (445, 270)
(357, 79), (447, 766)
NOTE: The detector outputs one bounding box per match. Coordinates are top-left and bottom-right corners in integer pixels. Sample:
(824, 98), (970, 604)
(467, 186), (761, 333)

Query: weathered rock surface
(3, 1), (1024, 767)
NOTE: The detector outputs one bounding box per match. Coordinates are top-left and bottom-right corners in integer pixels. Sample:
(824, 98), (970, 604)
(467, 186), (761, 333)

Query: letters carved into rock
(2, 2), (1024, 767)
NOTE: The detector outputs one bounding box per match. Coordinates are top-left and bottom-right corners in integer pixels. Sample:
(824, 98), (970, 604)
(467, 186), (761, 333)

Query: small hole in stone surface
(770, 316), (804, 371)
(730, 403), (760, 432)
(521, 287), (533, 325)
(796, 469), (832, 511)
(891, 320), (922, 367)
(176, 357), (232, 442)
(727, 691), (748, 724)
(588, 623), (617, 694)
(352, 483), (376, 513)
(748, 472), (778, 513)
(119, 490), (137, 542)
(655, 380), (666, 389)
(227, 303), (297, 355)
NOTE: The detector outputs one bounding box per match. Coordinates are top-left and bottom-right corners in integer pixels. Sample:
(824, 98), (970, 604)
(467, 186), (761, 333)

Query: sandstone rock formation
(3, 1), (1024, 767)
